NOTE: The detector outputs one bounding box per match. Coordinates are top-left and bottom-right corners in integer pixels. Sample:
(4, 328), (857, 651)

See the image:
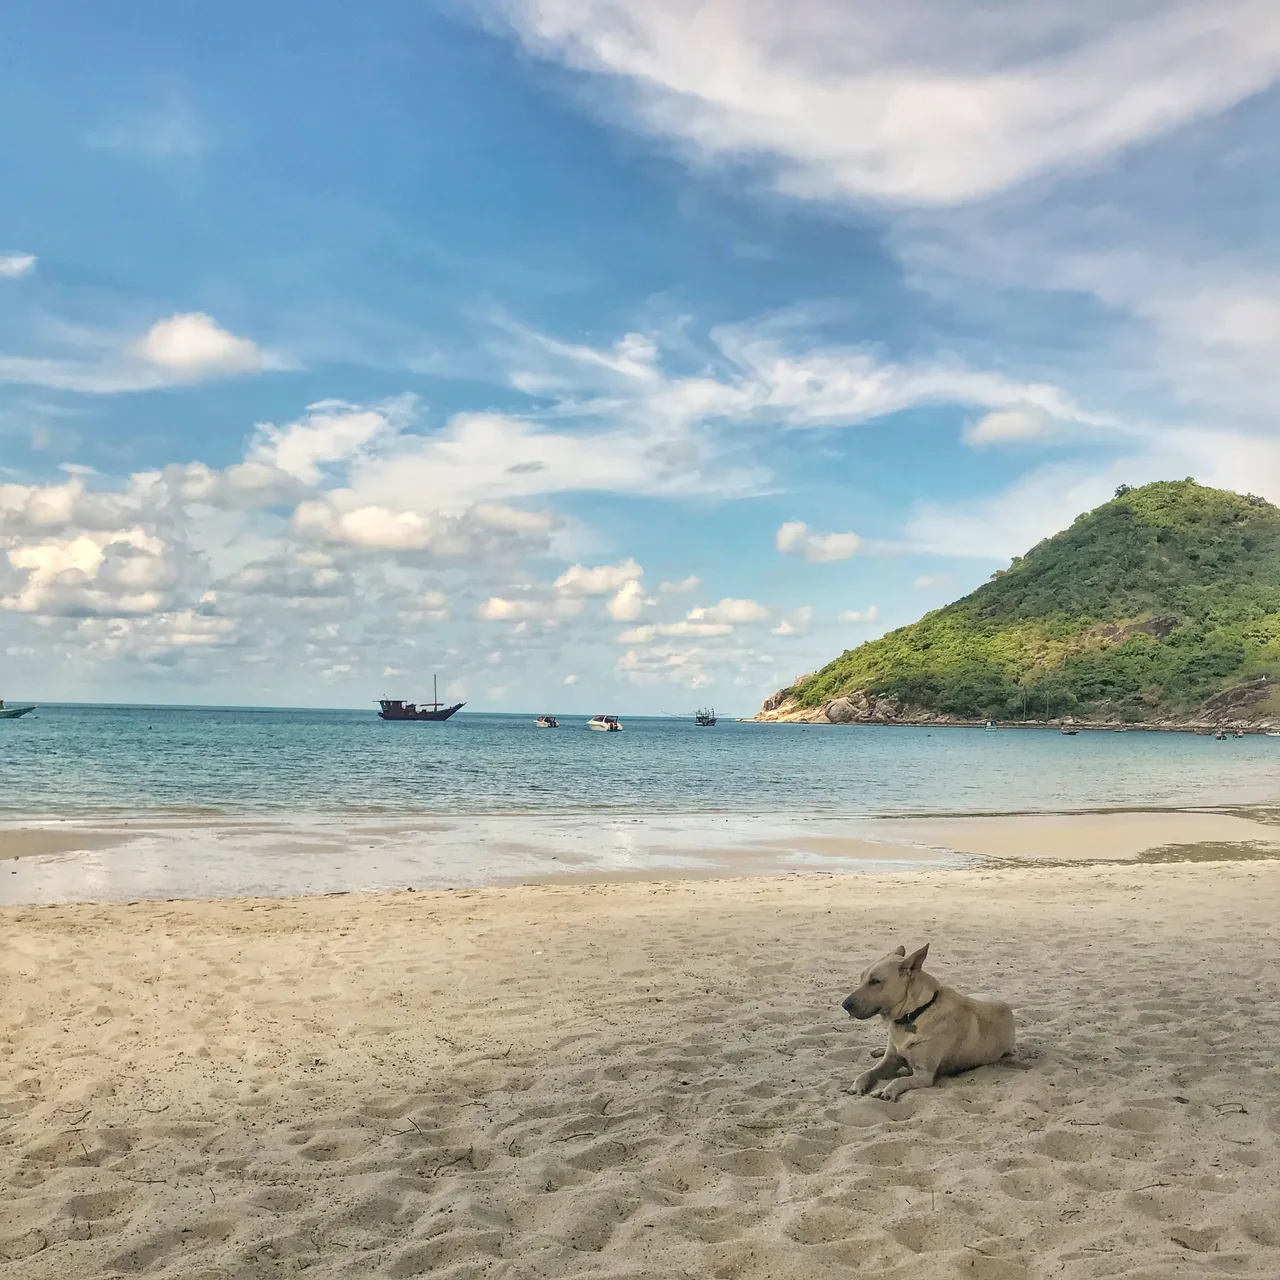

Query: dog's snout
(841, 994), (856, 1016)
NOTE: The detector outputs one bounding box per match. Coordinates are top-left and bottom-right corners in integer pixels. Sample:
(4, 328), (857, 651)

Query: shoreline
(750, 714), (1280, 732)
(4, 859), (1278, 1279)
(5, 805), (1280, 907)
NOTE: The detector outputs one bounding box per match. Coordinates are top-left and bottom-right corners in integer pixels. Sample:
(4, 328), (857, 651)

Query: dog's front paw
(872, 1079), (909, 1102)
(851, 1070), (879, 1096)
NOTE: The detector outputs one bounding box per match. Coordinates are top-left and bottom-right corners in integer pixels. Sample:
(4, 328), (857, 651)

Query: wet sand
(3, 808), (1280, 905)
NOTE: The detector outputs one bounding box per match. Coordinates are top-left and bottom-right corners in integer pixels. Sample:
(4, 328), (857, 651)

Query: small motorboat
(0, 699), (36, 720)
(983, 720), (997, 732)
(535, 715), (559, 728)
(1060, 728), (1079, 736)
(588, 714), (622, 732)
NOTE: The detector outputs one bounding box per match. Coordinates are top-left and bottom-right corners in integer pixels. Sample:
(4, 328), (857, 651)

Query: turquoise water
(2, 703), (1279, 818)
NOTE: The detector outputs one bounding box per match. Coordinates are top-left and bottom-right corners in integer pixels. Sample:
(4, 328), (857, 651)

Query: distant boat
(0, 699), (35, 720)
(1060, 728), (1079, 736)
(1268, 731), (1280, 737)
(378, 675), (464, 722)
(1235, 729), (1246, 738)
(695, 707), (717, 727)
(1215, 729), (1227, 740)
(535, 715), (559, 728)
(588, 714), (622, 732)
(984, 720), (997, 731)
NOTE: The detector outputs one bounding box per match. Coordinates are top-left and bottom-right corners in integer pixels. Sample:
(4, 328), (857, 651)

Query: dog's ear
(893, 945), (906, 957)
(902, 943), (929, 972)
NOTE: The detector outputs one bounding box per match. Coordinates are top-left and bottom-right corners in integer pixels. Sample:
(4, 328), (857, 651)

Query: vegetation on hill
(781, 480), (1280, 723)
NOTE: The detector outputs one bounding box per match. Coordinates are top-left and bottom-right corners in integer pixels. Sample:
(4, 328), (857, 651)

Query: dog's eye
(868, 977), (881, 986)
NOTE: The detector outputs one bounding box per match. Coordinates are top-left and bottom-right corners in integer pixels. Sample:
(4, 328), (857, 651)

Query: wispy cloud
(0, 253), (36, 279)
(963, 405), (1056, 447)
(88, 100), (206, 161)
(483, 0), (1280, 206)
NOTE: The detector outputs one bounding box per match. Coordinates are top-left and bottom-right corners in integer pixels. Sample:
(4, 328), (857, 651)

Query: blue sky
(4, 1), (1280, 711)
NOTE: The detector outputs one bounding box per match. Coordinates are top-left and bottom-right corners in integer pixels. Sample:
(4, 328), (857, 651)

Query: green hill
(759, 480), (1280, 727)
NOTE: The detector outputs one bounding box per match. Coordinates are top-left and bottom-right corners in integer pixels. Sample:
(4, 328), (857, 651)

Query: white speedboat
(587, 714), (622, 732)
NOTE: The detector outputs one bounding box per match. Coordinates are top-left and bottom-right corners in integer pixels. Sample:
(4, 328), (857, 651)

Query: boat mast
(434, 673), (438, 707)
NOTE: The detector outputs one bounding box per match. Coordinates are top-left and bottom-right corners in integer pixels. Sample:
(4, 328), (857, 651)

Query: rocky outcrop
(758, 687), (796, 715)
(1200, 676), (1270, 719)
(753, 676), (1280, 731)
(755, 687), (917, 724)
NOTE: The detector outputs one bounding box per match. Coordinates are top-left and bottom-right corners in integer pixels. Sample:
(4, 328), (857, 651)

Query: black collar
(893, 990), (939, 1032)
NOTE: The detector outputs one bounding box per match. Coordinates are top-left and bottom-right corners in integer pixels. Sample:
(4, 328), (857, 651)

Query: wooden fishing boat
(378, 675), (463, 722)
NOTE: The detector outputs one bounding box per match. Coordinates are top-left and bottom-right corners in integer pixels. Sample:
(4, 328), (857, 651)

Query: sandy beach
(3, 856), (1279, 1279)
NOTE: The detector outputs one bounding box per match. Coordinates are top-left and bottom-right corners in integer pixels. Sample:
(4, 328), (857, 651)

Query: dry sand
(4, 859), (1280, 1279)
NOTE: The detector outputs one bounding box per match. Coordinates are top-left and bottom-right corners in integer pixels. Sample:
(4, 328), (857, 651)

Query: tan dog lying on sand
(842, 943), (1015, 1101)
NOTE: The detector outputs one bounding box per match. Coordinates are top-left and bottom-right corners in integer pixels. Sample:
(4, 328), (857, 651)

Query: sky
(4, 1), (1280, 713)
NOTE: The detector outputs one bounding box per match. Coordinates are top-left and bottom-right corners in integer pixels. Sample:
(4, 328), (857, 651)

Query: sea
(2, 704), (1279, 903)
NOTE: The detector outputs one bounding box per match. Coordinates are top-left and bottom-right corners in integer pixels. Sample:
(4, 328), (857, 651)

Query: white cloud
(839, 605), (881, 624)
(165, 460), (303, 510)
(293, 495), (556, 560)
(659, 575), (702, 593)
(912, 575), (949, 589)
(0, 253), (36, 279)
(477, 594), (585, 622)
(73, 610), (237, 660)
(249, 403), (392, 484)
(606, 578), (654, 621)
(137, 312), (265, 378)
(478, 596), (541, 621)
(688, 597), (770, 624)
(294, 502), (433, 551)
(771, 605), (814, 636)
(488, 0), (1280, 207)
(617, 619), (734, 643)
(2, 527), (181, 618)
(776, 521), (861, 563)
(554, 557), (643, 595)
(0, 312), (280, 395)
(963, 405), (1055, 447)
(334, 405), (764, 517)
(563, 673), (579, 684)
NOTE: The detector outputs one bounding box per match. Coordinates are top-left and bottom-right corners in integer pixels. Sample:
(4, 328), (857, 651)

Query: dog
(841, 943), (1015, 1101)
